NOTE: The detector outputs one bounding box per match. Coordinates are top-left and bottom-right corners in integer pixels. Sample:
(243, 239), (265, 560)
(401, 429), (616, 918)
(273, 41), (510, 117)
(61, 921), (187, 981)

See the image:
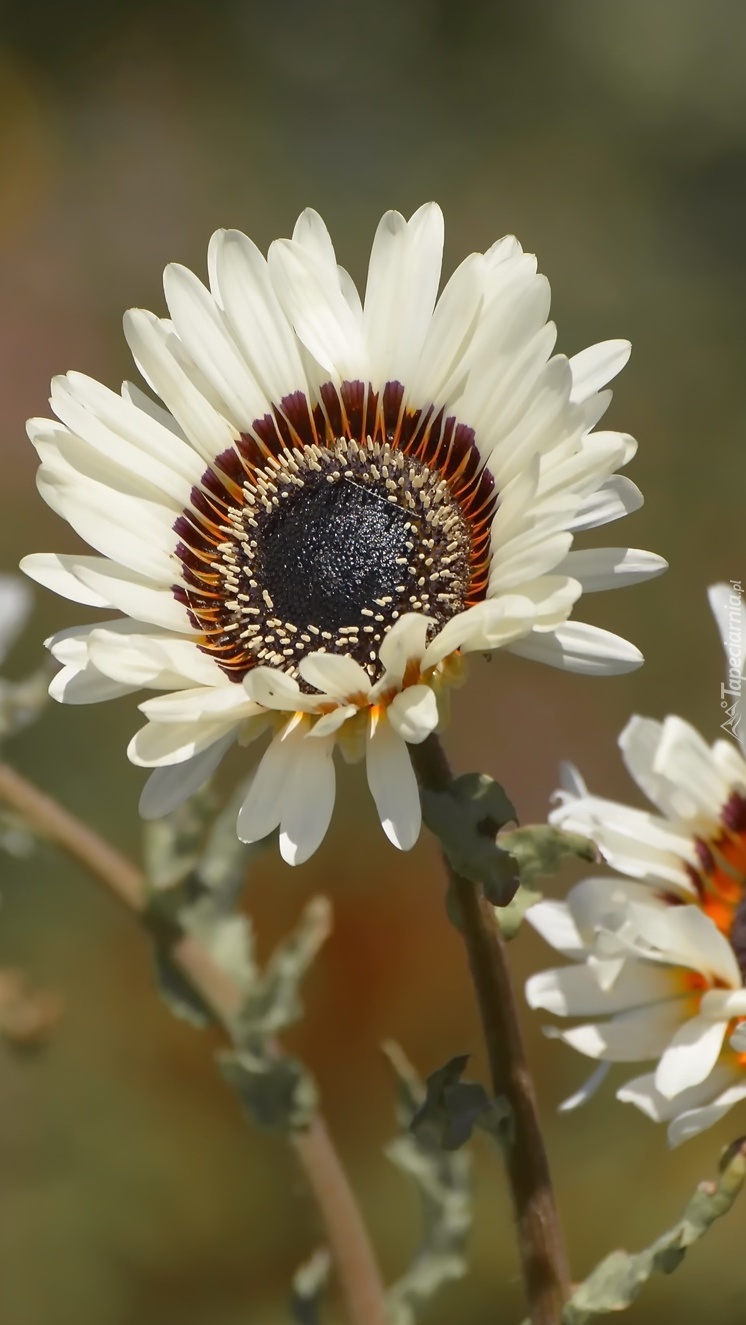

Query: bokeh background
(1, 0), (745, 1320)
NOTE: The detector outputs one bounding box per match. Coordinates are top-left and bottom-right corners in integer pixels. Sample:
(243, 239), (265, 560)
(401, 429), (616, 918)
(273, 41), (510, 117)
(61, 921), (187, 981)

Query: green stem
(410, 734), (571, 1325)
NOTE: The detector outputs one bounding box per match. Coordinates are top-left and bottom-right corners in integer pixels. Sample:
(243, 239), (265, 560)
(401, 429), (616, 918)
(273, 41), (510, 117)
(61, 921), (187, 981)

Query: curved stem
(0, 761), (388, 1325)
(410, 734), (570, 1325)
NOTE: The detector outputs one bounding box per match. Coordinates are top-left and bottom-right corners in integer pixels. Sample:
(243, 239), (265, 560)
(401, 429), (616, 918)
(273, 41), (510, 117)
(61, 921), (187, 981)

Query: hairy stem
(410, 734), (570, 1325)
(0, 761), (388, 1325)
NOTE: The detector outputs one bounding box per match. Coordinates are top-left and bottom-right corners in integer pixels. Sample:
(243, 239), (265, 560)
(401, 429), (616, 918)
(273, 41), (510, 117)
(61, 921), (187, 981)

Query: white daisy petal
(557, 999), (686, 1062)
(139, 730), (237, 819)
(49, 662), (137, 704)
(21, 552), (112, 608)
(298, 651), (371, 699)
(569, 475), (644, 532)
(507, 622), (644, 675)
(555, 548), (668, 593)
(279, 732), (337, 865)
(387, 685), (440, 744)
(568, 340), (631, 403)
(268, 238), (367, 380)
(366, 712), (421, 850)
(237, 714), (305, 844)
(559, 1062), (611, 1112)
(243, 667), (319, 713)
(667, 1083), (746, 1147)
(655, 1016), (729, 1099)
(209, 228), (306, 405)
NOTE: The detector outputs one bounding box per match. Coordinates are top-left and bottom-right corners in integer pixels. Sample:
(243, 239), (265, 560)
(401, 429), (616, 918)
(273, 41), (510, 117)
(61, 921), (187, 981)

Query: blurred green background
(1, 0), (745, 1320)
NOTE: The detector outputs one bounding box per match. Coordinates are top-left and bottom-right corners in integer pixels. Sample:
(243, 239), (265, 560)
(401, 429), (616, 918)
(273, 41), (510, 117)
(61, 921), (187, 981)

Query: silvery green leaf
(143, 788), (215, 891)
(197, 775), (269, 903)
(410, 1054), (511, 1152)
(383, 1043), (472, 1325)
(421, 773), (519, 907)
(236, 897), (332, 1042)
(152, 945), (213, 1027)
(290, 1248), (330, 1325)
(561, 1139), (746, 1324)
(0, 665), (53, 743)
(219, 1046), (318, 1133)
(494, 882), (543, 941)
(499, 825), (597, 886)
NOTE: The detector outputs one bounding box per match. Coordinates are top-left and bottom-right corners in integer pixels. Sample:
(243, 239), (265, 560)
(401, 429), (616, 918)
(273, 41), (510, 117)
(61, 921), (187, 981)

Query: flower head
(22, 205), (663, 863)
(527, 713), (746, 1146)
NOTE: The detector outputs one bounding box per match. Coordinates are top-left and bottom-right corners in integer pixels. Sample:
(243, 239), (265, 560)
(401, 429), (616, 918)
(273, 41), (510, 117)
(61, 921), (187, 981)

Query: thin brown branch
(410, 735), (570, 1325)
(0, 761), (388, 1325)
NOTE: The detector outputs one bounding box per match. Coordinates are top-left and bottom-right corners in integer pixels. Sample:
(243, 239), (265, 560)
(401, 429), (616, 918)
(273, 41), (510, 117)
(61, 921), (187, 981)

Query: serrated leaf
(383, 1043), (472, 1325)
(290, 1248), (330, 1325)
(499, 825), (597, 886)
(143, 788), (215, 892)
(421, 773), (519, 907)
(561, 1139), (746, 1324)
(410, 1054), (510, 1151)
(152, 945), (214, 1028)
(197, 774), (269, 902)
(219, 1046), (318, 1133)
(236, 897), (332, 1042)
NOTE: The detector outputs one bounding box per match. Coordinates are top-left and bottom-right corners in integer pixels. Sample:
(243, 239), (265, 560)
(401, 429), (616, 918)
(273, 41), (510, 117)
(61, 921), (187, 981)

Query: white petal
(124, 308), (237, 461)
(422, 597), (537, 668)
(36, 471), (176, 583)
(555, 548), (667, 593)
(72, 559), (195, 634)
(208, 228), (306, 405)
(387, 685), (439, 744)
(138, 684), (257, 724)
(557, 998), (686, 1062)
(21, 553), (111, 608)
(668, 1082), (746, 1146)
(243, 666), (319, 712)
(298, 651), (371, 699)
(128, 715), (243, 767)
(86, 628), (223, 689)
(627, 902), (741, 987)
(50, 375), (199, 499)
(49, 662), (136, 704)
(268, 238), (367, 381)
(376, 613), (431, 688)
(709, 582), (746, 678)
(308, 705), (357, 737)
(139, 730), (237, 819)
(654, 1016), (728, 1099)
(569, 475), (643, 532)
(237, 714), (304, 843)
(406, 252), (484, 406)
(568, 340), (631, 403)
(524, 899), (586, 959)
(363, 203), (444, 384)
(526, 959), (676, 1017)
(365, 712), (421, 850)
(506, 622), (643, 675)
(279, 733), (337, 865)
(163, 263), (269, 429)
(616, 1067), (736, 1122)
(559, 1062), (611, 1112)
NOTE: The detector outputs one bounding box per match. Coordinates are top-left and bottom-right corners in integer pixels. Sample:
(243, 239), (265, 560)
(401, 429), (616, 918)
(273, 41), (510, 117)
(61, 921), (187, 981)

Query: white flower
(527, 712), (746, 1145)
(21, 205), (664, 864)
